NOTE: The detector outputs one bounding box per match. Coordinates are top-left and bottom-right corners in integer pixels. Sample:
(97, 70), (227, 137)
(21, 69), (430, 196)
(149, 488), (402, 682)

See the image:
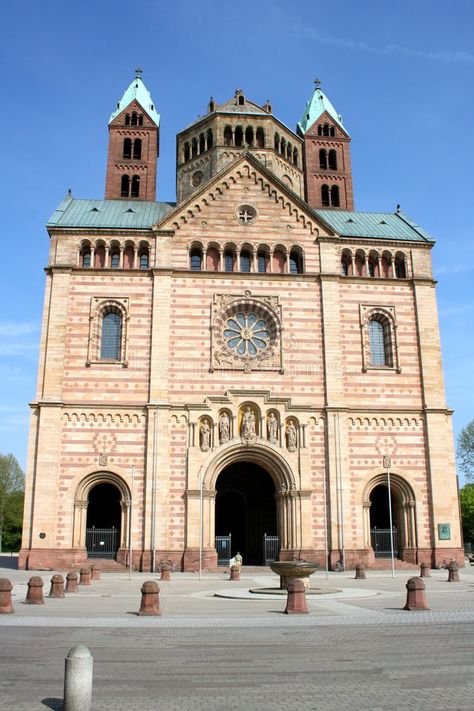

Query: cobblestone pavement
(1, 561), (474, 709)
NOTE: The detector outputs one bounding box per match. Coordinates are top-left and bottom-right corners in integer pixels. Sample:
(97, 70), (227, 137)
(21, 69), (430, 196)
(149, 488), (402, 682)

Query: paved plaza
(1, 558), (474, 709)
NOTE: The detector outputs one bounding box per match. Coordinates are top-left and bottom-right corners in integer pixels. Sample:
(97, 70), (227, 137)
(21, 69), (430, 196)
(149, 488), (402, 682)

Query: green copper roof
(314, 209), (434, 242)
(47, 197), (175, 229)
(109, 70), (160, 125)
(297, 82), (346, 135)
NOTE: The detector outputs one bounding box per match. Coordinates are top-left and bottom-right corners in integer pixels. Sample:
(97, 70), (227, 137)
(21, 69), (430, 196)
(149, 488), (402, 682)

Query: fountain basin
(270, 561), (320, 590)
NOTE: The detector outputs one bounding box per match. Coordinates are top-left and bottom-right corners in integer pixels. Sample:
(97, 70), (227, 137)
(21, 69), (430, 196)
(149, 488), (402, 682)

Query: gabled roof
(109, 71), (160, 126)
(297, 83), (346, 135)
(314, 209), (435, 243)
(47, 196), (174, 230)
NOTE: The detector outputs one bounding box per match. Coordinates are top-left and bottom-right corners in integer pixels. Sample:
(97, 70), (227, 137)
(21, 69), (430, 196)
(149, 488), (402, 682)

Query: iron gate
(263, 534), (280, 565)
(215, 534), (232, 566)
(371, 527), (399, 558)
(86, 526), (119, 559)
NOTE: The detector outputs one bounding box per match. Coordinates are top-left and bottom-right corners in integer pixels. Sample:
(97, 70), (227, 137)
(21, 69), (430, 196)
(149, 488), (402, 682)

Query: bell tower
(105, 69), (160, 201)
(297, 80), (354, 210)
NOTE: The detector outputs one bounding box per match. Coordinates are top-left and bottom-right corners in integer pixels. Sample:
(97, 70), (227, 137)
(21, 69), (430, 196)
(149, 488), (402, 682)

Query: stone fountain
(270, 560), (320, 591)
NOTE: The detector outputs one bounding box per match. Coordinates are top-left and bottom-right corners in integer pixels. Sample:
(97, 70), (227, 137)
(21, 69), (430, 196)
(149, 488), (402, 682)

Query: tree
(459, 484), (474, 545)
(457, 419), (474, 481)
(0, 454), (25, 552)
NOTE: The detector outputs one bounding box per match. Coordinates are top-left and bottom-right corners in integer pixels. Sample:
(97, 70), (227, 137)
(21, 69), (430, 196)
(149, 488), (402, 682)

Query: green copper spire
(109, 68), (160, 125)
(297, 79), (346, 135)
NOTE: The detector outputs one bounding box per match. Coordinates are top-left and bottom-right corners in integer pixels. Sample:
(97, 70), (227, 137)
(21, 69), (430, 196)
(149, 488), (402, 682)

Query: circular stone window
(235, 204), (257, 225)
(223, 311), (271, 356)
(191, 170), (203, 187)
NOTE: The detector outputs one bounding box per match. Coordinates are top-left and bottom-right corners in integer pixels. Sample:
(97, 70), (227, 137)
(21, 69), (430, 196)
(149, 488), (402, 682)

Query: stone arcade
(20, 71), (463, 571)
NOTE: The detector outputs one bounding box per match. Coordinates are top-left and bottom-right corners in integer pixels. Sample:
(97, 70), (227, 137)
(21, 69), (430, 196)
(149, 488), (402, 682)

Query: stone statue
(267, 412), (278, 444)
(200, 420), (211, 451)
(241, 407), (256, 437)
(219, 412), (230, 443)
(286, 421), (297, 451)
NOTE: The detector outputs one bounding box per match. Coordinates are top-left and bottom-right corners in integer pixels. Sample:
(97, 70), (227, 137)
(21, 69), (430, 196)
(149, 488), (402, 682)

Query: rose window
(223, 312), (270, 356)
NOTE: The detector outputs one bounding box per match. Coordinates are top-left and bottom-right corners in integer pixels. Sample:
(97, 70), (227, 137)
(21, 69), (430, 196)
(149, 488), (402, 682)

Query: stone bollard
(160, 563), (171, 581)
(90, 565), (101, 581)
(64, 645), (93, 711)
(284, 579), (309, 615)
(79, 568), (91, 586)
(65, 572), (79, 593)
(404, 576), (430, 611)
(355, 564), (366, 580)
(448, 560), (460, 582)
(25, 576), (44, 605)
(229, 564), (240, 581)
(49, 574), (65, 598)
(420, 562), (431, 578)
(138, 580), (160, 616)
(0, 578), (14, 614)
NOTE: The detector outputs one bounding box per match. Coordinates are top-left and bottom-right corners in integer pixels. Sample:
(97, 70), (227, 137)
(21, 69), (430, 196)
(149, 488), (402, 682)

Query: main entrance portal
(86, 483), (121, 559)
(215, 462), (277, 565)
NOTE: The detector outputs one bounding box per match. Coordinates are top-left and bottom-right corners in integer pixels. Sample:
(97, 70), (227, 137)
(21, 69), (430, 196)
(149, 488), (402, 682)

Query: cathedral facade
(19, 71), (463, 571)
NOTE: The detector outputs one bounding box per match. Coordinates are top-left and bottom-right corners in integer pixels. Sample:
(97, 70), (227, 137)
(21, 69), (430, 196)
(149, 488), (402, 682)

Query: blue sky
(0, 0), (473, 479)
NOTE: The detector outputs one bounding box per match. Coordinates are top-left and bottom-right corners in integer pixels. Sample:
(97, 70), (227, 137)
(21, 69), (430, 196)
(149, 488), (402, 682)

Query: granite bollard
(138, 580), (160, 616)
(25, 576), (44, 604)
(65, 572), (78, 593)
(64, 645), (93, 711)
(404, 576), (429, 610)
(49, 574), (65, 598)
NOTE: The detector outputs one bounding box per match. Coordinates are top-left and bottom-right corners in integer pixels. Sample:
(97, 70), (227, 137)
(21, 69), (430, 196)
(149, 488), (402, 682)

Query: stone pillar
(25, 576), (44, 604)
(49, 574), (65, 598)
(284, 579), (308, 615)
(0, 578), (14, 614)
(66, 572), (79, 593)
(138, 580), (160, 616)
(404, 576), (429, 611)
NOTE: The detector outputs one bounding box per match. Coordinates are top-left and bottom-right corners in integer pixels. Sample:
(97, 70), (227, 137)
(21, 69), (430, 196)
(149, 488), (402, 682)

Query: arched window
(199, 133), (205, 153)
(235, 126), (243, 147)
(321, 184), (330, 207)
(123, 244), (134, 269)
(224, 250), (234, 272)
(110, 251), (120, 269)
(207, 129), (213, 149)
(131, 112), (138, 126)
(139, 250), (149, 269)
(190, 248), (202, 271)
(293, 148), (298, 167)
(240, 249), (251, 272)
(328, 149), (337, 170)
(273, 249), (286, 274)
(256, 127), (265, 147)
(369, 318), (392, 367)
(125, 114), (130, 126)
(319, 149), (327, 170)
(94, 245), (105, 269)
(131, 175), (140, 198)
(184, 142), (190, 162)
(238, 94), (245, 106)
(287, 143), (292, 162)
(123, 138), (132, 159)
(274, 133), (280, 151)
(82, 248), (91, 268)
(245, 126), (254, 146)
(355, 252), (365, 276)
(323, 123), (329, 136)
(368, 255), (378, 277)
(100, 311), (122, 360)
(318, 125), (323, 136)
(206, 248), (219, 271)
(138, 115), (143, 126)
(341, 255), (350, 276)
(257, 251), (267, 273)
(395, 254), (407, 278)
(224, 126), (233, 146)
(121, 175), (130, 197)
(330, 185), (340, 207)
(280, 138), (286, 156)
(133, 139), (142, 160)
(289, 249), (303, 274)
(191, 138), (197, 158)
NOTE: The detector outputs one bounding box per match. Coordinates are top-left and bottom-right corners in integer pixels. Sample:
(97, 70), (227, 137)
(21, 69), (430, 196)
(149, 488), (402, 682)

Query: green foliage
(0, 453), (25, 552)
(457, 419), (474, 481)
(459, 484), (474, 544)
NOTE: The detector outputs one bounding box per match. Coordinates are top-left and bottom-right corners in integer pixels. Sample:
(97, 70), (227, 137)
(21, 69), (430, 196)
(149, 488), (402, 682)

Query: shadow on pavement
(41, 698), (63, 710)
(0, 555), (18, 570)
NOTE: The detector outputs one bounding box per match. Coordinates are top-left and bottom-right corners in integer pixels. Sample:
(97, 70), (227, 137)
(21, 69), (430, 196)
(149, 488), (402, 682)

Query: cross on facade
(314, 78), (321, 89)
(238, 208), (255, 223)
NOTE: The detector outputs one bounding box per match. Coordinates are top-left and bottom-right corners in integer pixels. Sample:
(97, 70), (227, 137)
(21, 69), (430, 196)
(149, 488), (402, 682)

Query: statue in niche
(200, 420), (211, 451)
(219, 412), (231, 443)
(267, 412), (278, 444)
(286, 421), (297, 452)
(241, 406), (257, 446)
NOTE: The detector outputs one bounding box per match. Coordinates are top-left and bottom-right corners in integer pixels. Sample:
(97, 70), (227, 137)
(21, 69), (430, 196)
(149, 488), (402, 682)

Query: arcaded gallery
(20, 71), (463, 571)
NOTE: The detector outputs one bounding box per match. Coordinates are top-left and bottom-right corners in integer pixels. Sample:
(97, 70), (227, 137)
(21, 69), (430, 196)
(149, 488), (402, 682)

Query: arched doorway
(86, 483), (121, 559)
(215, 462), (277, 565)
(369, 483), (401, 558)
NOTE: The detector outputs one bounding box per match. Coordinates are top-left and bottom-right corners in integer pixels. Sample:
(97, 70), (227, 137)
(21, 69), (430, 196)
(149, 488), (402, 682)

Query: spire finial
(314, 78), (321, 89)
(135, 67), (143, 79)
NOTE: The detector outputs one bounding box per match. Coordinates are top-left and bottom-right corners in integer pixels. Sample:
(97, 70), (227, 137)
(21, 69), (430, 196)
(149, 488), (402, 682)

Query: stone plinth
(284, 579), (309, 614)
(138, 580), (160, 616)
(404, 576), (429, 611)
(25, 576), (44, 604)
(0, 578), (14, 614)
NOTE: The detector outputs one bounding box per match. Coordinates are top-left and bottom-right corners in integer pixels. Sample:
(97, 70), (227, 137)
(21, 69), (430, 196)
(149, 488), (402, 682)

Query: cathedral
(19, 70), (463, 571)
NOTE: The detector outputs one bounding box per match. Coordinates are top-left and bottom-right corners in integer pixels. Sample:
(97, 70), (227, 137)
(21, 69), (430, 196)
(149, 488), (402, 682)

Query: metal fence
(263, 534), (280, 565)
(371, 527), (399, 558)
(215, 534), (232, 566)
(85, 526), (119, 559)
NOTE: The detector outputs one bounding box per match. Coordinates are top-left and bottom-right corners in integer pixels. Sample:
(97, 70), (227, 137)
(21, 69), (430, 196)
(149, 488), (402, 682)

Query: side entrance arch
(72, 471), (130, 561)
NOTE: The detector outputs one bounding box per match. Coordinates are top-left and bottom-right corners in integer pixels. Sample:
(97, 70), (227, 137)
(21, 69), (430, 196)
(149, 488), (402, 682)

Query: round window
(223, 311), (271, 356)
(191, 170), (203, 187)
(236, 204), (257, 224)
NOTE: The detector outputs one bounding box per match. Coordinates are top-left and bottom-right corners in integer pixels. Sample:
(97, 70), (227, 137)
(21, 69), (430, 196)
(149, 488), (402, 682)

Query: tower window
(330, 185), (340, 207)
(184, 142), (190, 161)
(207, 129), (213, 149)
(121, 175), (130, 197)
(123, 138), (132, 159)
(82, 249), (91, 268)
(224, 126), (233, 146)
(238, 94), (245, 106)
(245, 126), (254, 146)
(192, 138), (198, 158)
(274, 133), (280, 152)
(323, 123), (329, 136)
(101, 311), (122, 360)
(328, 149), (337, 170)
(235, 126), (243, 147)
(190, 248), (202, 271)
(138, 115), (143, 126)
(257, 251), (267, 273)
(330, 126), (335, 137)
(293, 148), (298, 167)
(139, 250), (149, 269)
(131, 175), (140, 198)
(240, 250), (251, 272)
(224, 251), (234, 272)
(256, 127), (264, 148)
(318, 125), (322, 136)
(123, 244), (134, 269)
(125, 114), (130, 126)
(133, 138), (142, 160)
(199, 133), (205, 153)
(319, 149), (327, 170)
(110, 251), (120, 269)
(395, 254), (407, 278)
(131, 112), (138, 125)
(289, 249), (303, 274)
(368, 318), (392, 367)
(321, 184), (330, 207)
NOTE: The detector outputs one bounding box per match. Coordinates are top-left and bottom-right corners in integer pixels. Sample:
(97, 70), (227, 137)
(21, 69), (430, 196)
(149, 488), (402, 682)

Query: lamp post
(128, 464), (135, 581)
(198, 466), (204, 581)
(383, 455), (395, 579)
